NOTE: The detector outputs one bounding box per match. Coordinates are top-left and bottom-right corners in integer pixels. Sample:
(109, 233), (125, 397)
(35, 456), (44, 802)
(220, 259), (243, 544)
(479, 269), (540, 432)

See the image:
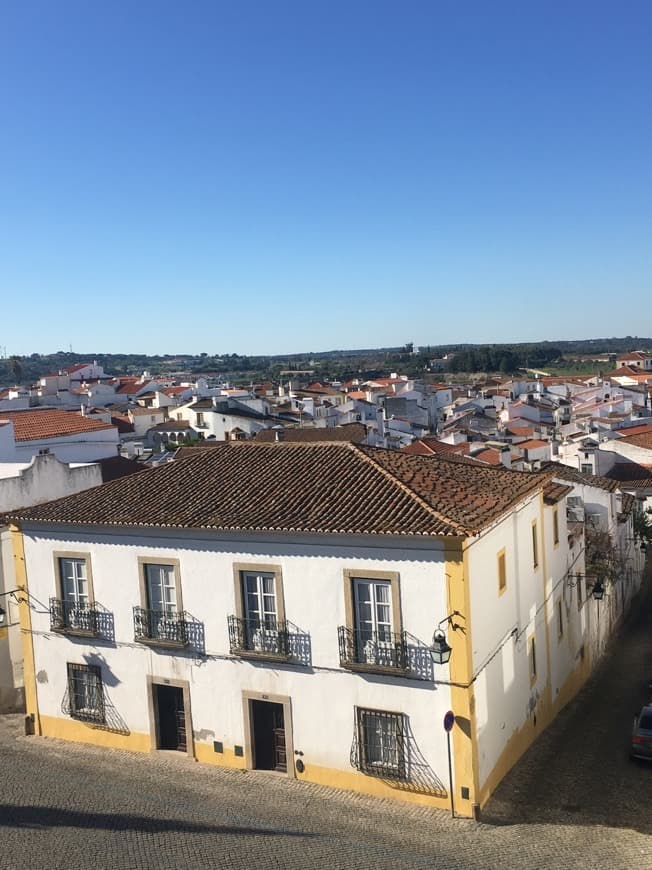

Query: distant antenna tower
(69, 343), (73, 353)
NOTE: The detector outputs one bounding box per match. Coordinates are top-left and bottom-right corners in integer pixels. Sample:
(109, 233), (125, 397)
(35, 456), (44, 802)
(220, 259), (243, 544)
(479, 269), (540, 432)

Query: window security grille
(66, 663), (105, 724)
(355, 707), (406, 780)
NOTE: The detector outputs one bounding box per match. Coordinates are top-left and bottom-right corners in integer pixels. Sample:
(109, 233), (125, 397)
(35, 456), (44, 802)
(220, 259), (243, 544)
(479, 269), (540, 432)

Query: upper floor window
(145, 563), (177, 614)
(228, 566), (288, 658)
(532, 521), (539, 569)
(339, 571), (405, 671)
(497, 550), (507, 595)
(134, 560), (187, 645)
(553, 508), (559, 547)
(51, 554), (97, 634)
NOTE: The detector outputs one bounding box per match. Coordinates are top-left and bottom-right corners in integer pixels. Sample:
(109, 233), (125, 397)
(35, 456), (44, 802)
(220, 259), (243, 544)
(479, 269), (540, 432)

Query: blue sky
(1, 1), (650, 356)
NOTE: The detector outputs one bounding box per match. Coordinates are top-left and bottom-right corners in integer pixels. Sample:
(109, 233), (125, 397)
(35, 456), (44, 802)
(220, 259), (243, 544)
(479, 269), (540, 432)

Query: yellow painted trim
(194, 741), (247, 770)
(479, 651), (589, 807)
(10, 525), (41, 735)
(0, 627), (8, 641)
(539, 491), (552, 696)
(39, 715), (151, 752)
(292, 759), (452, 810)
(444, 538), (477, 818)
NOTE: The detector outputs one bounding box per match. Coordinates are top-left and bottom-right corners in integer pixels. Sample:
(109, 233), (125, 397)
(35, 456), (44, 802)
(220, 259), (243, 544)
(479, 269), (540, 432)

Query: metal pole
(446, 730), (455, 819)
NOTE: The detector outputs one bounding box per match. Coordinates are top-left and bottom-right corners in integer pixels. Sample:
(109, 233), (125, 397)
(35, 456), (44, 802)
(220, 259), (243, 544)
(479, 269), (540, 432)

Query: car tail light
(632, 736), (647, 744)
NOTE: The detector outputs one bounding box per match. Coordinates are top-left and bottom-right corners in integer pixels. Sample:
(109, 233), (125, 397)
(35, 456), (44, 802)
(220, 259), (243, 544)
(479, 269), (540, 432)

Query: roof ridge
(351, 444), (468, 535)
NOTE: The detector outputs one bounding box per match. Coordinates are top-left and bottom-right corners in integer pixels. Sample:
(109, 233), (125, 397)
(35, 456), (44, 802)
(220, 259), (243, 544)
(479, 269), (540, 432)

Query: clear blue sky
(1, 1), (650, 356)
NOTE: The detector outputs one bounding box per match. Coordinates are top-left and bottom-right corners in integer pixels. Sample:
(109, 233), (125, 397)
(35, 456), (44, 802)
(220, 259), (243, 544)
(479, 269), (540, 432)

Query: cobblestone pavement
(1, 577), (651, 869)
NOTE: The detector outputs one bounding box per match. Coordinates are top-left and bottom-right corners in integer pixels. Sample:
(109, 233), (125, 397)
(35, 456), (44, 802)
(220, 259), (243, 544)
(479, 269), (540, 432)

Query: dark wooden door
(252, 701), (286, 772)
(156, 684), (186, 751)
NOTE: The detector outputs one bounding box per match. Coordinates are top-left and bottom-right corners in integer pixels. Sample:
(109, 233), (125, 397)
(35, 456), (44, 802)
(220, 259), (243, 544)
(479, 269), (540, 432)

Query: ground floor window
(355, 707), (406, 780)
(67, 663), (105, 724)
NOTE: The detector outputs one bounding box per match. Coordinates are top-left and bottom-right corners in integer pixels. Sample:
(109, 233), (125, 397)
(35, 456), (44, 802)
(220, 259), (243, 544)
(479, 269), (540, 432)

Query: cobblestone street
(1, 575), (651, 870)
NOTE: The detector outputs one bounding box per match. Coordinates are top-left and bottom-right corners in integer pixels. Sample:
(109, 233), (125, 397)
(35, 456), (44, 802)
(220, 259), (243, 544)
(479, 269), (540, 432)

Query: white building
(8, 443), (644, 816)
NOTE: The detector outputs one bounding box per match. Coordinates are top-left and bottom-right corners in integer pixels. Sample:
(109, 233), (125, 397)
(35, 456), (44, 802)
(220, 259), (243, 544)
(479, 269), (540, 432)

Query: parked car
(630, 705), (652, 761)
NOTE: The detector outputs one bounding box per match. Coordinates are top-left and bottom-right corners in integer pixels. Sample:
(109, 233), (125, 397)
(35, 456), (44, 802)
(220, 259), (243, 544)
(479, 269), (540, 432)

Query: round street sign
(443, 710), (455, 732)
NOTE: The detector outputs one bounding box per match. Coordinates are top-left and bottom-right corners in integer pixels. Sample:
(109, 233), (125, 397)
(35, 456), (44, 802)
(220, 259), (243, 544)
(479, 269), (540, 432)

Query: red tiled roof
(618, 431), (652, 451)
(253, 424), (366, 444)
(516, 439), (549, 450)
(0, 409), (115, 442)
(543, 481), (574, 504)
(8, 442), (549, 538)
(471, 448), (502, 465)
(402, 438), (470, 457)
(615, 424), (652, 437)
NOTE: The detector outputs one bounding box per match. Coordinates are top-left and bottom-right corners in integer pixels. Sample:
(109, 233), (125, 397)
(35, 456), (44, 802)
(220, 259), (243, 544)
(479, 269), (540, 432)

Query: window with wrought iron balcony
(133, 562), (189, 647)
(50, 555), (100, 637)
(228, 568), (292, 661)
(338, 576), (409, 675)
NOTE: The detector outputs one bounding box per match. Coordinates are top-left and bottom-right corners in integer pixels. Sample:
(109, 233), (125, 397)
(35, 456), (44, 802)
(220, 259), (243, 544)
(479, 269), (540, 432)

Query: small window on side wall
(497, 550), (507, 595)
(553, 508), (559, 546)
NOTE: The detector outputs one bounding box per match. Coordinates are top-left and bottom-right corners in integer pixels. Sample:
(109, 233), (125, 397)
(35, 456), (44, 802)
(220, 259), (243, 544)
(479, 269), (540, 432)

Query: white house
(8, 443), (643, 816)
(0, 408), (120, 463)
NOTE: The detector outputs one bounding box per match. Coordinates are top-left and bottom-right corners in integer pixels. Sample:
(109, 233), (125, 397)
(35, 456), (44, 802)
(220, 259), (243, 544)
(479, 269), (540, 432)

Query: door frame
(147, 675), (194, 759)
(242, 690), (294, 778)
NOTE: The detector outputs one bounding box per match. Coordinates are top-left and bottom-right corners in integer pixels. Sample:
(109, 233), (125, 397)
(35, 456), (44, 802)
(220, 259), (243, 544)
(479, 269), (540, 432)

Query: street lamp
(430, 629), (452, 665)
(592, 581), (605, 601)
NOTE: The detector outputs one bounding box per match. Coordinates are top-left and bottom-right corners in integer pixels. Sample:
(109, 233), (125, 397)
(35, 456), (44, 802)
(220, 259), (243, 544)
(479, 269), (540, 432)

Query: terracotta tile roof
(253, 424), (366, 444)
(615, 424), (652, 437)
(471, 448), (502, 465)
(516, 439), (549, 450)
(542, 461), (620, 493)
(401, 438), (470, 457)
(97, 456), (146, 483)
(8, 442), (548, 538)
(605, 462), (652, 483)
(618, 492), (636, 522)
(346, 391), (368, 400)
(0, 409), (115, 442)
(504, 425), (535, 438)
(543, 481), (574, 504)
(618, 431), (652, 451)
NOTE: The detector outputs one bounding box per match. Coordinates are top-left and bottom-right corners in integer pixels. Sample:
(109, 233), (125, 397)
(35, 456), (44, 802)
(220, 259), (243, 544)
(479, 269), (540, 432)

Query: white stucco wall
(21, 526), (462, 789)
(12, 427), (120, 463)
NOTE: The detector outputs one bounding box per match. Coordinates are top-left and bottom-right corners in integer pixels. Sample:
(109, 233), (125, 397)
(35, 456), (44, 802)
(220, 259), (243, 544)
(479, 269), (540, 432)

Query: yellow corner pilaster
(444, 537), (478, 817)
(10, 524), (41, 734)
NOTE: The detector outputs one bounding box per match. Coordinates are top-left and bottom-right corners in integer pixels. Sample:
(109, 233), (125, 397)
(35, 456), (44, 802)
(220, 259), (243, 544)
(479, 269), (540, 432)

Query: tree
(8, 355), (23, 384)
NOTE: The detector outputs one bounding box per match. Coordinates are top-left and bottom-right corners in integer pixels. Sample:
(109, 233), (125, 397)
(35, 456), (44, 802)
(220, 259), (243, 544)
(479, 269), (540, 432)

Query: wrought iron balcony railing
(227, 615), (290, 659)
(338, 626), (409, 672)
(133, 607), (189, 646)
(50, 598), (100, 635)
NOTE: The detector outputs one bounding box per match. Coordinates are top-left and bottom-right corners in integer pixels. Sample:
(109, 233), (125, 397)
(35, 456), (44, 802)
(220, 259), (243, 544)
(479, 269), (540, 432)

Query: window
(557, 600), (563, 639)
(196, 412), (205, 427)
(242, 571), (280, 652)
(340, 571), (404, 670)
(229, 564), (286, 657)
(53, 553), (96, 633)
(528, 635), (537, 683)
(532, 521), (539, 569)
(356, 707), (406, 779)
(497, 549), (507, 595)
(581, 464), (592, 474)
(553, 508), (559, 547)
(136, 559), (185, 644)
(67, 663), (104, 723)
